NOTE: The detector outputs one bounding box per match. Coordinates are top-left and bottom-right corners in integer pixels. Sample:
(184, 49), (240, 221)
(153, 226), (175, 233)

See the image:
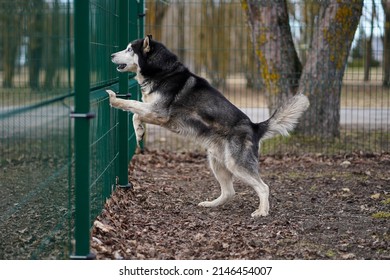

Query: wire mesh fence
(1, 0), (389, 260)
(0, 0), (73, 259)
(143, 0), (389, 155)
(0, 0), (141, 259)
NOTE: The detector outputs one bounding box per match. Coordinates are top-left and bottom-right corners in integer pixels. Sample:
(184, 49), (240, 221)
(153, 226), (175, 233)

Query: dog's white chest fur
(141, 88), (160, 104)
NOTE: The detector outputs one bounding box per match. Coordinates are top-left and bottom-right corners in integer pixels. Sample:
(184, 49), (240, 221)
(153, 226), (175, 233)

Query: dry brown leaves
(92, 151), (390, 260)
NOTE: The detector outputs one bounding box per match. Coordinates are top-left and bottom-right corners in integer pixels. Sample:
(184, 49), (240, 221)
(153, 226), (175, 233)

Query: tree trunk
(145, 1), (169, 40)
(382, 0), (390, 87)
(44, 0), (60, 89)
(242, 0), (363, 138)
(28, 0), (44, 89)
(177, 2), (186, 63)
(297, 1), (363, 138)
(299, 1), (320, 68)
(0, 2), (22, 88)
(364, 1), (375, 82)
(242, 0), (302, 115)
(196, 0), (231, 87)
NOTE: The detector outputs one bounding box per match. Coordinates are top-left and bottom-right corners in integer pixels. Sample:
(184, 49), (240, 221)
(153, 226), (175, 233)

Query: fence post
(138, 0), (145, 39)
(135, 0), (145, 152)
(72, 0), (94, 259)
(117, 0), (132, 188)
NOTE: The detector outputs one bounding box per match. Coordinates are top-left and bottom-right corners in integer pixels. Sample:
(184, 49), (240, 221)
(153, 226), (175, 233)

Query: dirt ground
(91, 150), (390, 260)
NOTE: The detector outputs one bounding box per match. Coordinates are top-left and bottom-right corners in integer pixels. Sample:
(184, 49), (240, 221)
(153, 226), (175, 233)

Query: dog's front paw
(106, 90), (116, 106)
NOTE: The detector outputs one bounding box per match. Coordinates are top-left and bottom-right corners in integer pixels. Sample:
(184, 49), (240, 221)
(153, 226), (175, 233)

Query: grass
(382, 198), (390, 205)
(372, 197), (390, 219)
(325, 249), (336, 258)
(372, 212), (390, 219)
(260, 130), (390, 155)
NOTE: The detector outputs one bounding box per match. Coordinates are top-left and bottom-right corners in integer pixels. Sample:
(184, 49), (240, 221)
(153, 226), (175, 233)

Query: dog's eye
(127, 47), (133, 53)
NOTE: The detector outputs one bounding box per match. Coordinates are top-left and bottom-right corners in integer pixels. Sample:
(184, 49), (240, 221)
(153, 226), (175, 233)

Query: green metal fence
(0, 0), (143, 259)
(2, 0), (389, 260)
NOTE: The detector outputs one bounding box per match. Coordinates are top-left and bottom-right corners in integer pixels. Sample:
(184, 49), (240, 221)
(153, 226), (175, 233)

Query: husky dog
(107, 35), (309, 218)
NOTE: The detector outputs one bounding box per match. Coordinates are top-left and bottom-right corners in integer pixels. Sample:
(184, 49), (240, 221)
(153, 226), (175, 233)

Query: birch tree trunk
(364, 1), (375, 82)
(242, 0), (363, 138)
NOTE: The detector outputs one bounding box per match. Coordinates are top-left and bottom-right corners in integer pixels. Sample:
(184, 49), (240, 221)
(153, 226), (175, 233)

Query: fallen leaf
(94, 220), (114, 233)
(92, 237), (103, 245)
(113, 250), (123, 260)
(341, 253), (356, 259)
(340, 160), (351, 168)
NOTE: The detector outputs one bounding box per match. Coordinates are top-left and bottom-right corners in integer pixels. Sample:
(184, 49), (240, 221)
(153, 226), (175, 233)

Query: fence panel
(0, 1), (73, 259)
(72, 0), (141, 258)
(143, 0), (389, 155)
(0, 0), (142, 259)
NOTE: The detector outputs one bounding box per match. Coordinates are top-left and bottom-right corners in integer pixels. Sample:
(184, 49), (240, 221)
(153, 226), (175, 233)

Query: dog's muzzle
(111, 54), (127, 70)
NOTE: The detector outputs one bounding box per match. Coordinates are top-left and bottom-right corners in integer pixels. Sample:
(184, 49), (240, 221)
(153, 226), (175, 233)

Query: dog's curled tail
(259, 92), (310, 141)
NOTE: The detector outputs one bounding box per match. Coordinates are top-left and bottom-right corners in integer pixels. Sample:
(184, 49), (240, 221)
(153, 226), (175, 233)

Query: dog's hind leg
(246, 176), (270, 218)
(225, 153), (270, 218)
(198, 154), (235, 208)
(237, 169), (269, 217)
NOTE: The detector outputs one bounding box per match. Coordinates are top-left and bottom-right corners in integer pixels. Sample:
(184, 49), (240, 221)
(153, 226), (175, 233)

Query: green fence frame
(1, 1), (74, 259)
(1, 0), (142, 258)
(71, 0), (143, 259)
(73, 0), (91, 259)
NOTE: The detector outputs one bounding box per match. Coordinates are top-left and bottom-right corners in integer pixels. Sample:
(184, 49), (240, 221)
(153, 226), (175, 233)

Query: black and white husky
(106, 35), (309, 218)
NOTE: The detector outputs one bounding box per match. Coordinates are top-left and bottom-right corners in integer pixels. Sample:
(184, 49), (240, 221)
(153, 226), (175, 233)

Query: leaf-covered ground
(92, 151), (390, 259)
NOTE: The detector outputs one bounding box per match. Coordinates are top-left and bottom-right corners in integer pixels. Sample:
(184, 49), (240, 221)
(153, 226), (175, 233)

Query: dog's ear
(143, 35), (152, 54)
